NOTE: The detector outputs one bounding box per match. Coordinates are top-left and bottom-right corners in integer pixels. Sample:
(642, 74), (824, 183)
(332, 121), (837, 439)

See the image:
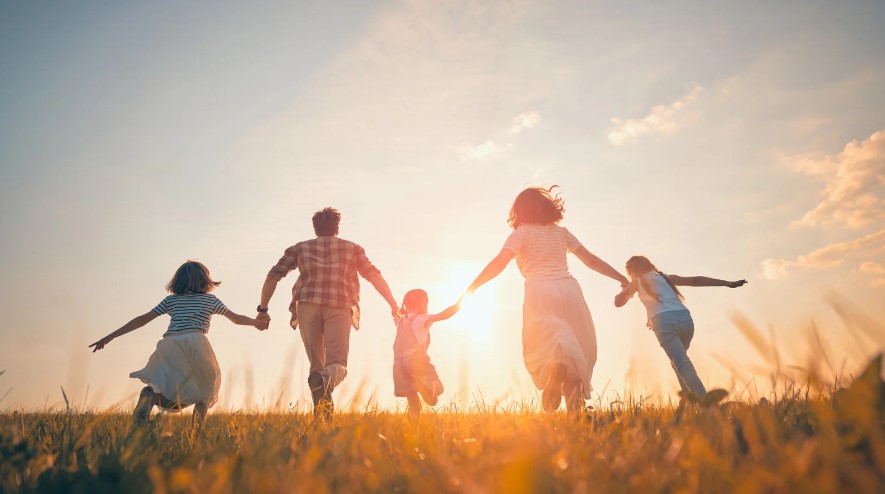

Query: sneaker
(133, 386), (154, 425)
(308, 372), (334, 419)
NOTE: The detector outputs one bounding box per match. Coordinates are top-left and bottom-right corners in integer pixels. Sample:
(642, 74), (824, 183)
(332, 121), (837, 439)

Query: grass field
(2, 355), (884, 494)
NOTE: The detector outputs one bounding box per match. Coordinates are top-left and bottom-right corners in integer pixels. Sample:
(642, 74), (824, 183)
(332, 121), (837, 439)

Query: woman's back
(503, 224), (581, 283)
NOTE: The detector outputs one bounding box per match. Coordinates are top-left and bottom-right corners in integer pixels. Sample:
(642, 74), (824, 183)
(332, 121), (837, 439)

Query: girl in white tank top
(614, 256), (747, 405)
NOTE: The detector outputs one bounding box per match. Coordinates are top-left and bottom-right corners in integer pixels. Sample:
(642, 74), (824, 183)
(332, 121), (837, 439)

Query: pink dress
(503, 224), (596, 398)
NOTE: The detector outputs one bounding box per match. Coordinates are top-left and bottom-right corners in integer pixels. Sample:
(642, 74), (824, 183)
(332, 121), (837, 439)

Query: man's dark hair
(312, 207), (341, 236)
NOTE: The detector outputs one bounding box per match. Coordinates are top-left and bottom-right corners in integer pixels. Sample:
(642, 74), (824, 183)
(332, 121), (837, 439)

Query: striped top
(502, 224), (582, 283)
(152, 293), (228, 336)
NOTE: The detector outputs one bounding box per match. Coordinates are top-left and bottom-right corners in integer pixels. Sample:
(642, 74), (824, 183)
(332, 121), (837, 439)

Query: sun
(427, 263), (498, 344)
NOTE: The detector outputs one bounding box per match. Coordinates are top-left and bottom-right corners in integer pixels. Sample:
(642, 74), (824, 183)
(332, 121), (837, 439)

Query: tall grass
(2, 304), (884, 493)
(3, 375), (885, 494)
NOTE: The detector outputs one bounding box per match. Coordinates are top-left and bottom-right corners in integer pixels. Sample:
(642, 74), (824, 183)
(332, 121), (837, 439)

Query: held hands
(88, 336), (112, 352)
(256, 312), (271, 330)
(727, 279), (748, 288)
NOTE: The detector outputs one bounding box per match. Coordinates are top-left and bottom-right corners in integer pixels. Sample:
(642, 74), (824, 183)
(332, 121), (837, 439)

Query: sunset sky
(1, 1), (883, 411)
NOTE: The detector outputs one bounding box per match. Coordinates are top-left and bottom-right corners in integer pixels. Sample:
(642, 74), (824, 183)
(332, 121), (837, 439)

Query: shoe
(702, 389), (729, 408)
(133, 386), (154, 425)
(308, 372), (334, 419)
(542, 364), (566, 412)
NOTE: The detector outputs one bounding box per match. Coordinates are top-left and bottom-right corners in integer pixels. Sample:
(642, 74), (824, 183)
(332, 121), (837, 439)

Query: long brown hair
(625, 256), (684, 302)
(166, 261), (221, 295)
(508, 185), (565, 229)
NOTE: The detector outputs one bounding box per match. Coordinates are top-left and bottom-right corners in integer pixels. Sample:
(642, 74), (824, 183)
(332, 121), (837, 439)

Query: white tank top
(637, 271), (688, 321)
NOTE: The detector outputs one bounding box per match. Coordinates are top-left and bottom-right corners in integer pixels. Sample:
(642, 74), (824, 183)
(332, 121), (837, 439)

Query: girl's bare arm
(572, 247), (629, 286)
(614, 279), (639, 307)
(89, 311), (159, 352)
(224, 310), (266, 329)
(668, 275), (747, 288)
(426, 303), (461, 327)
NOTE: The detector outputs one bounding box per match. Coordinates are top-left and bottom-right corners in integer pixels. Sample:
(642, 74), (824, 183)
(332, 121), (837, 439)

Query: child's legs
(653, 312), (706, 399)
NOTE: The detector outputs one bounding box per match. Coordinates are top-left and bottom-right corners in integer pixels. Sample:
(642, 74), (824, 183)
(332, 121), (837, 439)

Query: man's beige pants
(297, 302), (351, 388)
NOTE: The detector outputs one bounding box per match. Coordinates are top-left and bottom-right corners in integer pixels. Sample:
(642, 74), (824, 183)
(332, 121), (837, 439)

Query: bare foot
(542, 364), (566, 412)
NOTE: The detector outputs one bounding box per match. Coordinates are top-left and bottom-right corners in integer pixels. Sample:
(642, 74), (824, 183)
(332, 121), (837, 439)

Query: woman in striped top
(89, 261), (266, 427)
(466, 186), (629, 413)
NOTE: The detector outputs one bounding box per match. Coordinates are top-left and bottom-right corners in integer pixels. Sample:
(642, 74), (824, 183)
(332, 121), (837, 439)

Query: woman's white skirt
(522, 277), (596, 399)
(130, 331), (221, 411)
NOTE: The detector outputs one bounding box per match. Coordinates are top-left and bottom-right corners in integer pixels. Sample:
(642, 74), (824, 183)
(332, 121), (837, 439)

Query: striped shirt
(502, 224), (582, 283)
(152, 293), (228, 336)
(267, 236), (381, 311)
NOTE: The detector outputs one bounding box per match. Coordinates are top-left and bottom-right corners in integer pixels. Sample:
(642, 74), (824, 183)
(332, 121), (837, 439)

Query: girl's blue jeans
(650, 309), (707, 400)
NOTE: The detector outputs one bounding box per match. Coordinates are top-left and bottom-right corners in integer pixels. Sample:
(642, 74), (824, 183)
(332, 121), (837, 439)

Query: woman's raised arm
(572, 246), (629, 286)
(467, 249), (515, 293)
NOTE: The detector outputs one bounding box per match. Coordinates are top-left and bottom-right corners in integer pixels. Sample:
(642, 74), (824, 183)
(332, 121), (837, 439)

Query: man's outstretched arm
(368, 274), (399, 319)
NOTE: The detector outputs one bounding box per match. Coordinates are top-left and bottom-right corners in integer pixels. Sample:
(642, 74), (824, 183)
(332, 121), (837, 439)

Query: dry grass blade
(729, 312), (774, 366)
(826, 291), (885, 349)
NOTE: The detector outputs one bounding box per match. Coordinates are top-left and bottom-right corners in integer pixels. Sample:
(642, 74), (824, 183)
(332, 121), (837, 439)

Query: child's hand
(255, 319), (269, 331)
(88, 336), (112, 352)
(727, 279), (748, 288)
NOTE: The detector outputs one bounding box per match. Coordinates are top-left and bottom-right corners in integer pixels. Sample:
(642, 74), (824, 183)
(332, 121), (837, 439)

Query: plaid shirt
(268, 236), (381, 312)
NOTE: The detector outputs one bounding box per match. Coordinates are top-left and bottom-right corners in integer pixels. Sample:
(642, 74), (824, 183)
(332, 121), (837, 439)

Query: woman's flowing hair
(625, 256), (684, 302)
(508, 185), (565, 229)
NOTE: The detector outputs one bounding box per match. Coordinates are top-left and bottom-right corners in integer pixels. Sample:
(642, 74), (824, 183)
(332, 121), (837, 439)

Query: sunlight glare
(428, 264), (498, 344)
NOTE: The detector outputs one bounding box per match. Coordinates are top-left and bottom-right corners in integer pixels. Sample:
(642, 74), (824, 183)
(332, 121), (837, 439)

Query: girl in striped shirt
(89, 261), (266, 427)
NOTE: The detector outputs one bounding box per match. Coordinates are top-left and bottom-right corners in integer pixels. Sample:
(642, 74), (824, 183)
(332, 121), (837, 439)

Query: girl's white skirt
(130, 331), (221, 411)
(522, 277), (596, 399)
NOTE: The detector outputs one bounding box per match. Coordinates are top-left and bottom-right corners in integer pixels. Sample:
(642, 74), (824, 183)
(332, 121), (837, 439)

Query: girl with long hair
(614, 255), (746, 402)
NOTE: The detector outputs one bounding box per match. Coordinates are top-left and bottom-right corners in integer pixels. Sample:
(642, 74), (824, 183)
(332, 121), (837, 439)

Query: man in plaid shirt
(256, 207), (399, 418)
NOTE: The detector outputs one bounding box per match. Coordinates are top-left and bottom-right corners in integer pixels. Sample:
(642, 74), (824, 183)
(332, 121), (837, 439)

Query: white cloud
(458, 111), (542, 162)
(761, 229), (885, 280)
(460, 139), (502, 161)
(239, 0), (552, 175)
(607, 86), (703, 146)
(508, 111), (541, 135)
(788, 129), (885, 229)
(859, 261), (885, 286)
(859, 261), (885, 274)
